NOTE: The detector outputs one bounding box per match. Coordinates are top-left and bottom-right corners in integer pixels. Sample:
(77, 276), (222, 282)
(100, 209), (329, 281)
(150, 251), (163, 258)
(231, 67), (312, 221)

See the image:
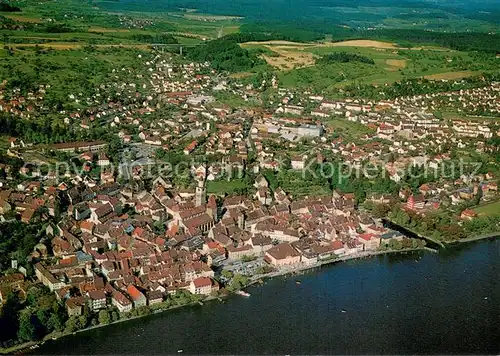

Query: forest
(0, 221), (42, 272)
(316, 52), (375, 65)
(0, 281), (205, 348)
(95, 0), (500, 28)
(0, 2), (20, 12)
(0, 286), (67, 347)
(131, 34), (178, 44)
(341, 74), (500, 100)
(227, 23), (327, 43)
(186, 38), (263, 72)
(360, 29), (500, 54)
(232, 25), (500, 53)
(0, 112), (112, 144)
(387, 206), (500, 242)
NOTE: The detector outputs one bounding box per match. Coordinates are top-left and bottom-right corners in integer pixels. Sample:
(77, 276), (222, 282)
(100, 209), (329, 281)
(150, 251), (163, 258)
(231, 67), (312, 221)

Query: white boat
(235, 290), (251, 297)
(177, 350), (183, 353)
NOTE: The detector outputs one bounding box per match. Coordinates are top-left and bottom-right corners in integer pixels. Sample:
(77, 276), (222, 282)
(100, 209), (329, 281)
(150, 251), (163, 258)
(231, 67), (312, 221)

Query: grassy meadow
(238, 41), (500, 90)
(1, 0), (499, 102)
(473, 201), (500, 217)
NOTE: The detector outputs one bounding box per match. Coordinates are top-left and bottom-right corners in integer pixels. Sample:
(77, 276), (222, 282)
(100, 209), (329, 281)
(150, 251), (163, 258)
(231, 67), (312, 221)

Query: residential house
(65, 296), (86, 317)
(127, 285), (147, 308)
(189, 277), (215, 295)
(460, 209), (477, 221)
(112, 290), (133, 313)
(87, 290), (106, 311)
(264, 243), (301, 266)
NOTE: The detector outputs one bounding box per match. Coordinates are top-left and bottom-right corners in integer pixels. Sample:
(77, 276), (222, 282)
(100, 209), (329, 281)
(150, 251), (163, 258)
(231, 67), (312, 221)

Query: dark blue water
(38, 241), (500, 354)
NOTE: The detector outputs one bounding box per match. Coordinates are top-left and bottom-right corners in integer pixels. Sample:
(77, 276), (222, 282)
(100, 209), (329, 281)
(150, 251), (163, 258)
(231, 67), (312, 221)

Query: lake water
(37, 240), (500, 354)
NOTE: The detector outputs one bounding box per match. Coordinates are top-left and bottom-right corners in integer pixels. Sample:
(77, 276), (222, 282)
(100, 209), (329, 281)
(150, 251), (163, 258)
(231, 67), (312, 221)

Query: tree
(317, 52), (375, 65)
(255, 266), (266, 275)
(65, 316), (79, 333)
(440, 224), (466, 241)
(98, 310), (110, 325)
(110, 310), (120, 323)
(474, 186), (483, 205)
(388, 238), (403, 250)
(36, 308), (50, 332)
(18, 310), (36, 342)
(431, 230), (442, 241)
(26, 286), (49, 307)
(372, 203), (391, 218)
(47, 312), (64, 332)
(0, 292), (22, 342)
(227, 274), (249, 292)
(153, 221), (167, 234)
(106, 136), (123, 163)
(241, 255), (257, 262)
(65, 315), (87, 333)
(135, 306), (152, 316)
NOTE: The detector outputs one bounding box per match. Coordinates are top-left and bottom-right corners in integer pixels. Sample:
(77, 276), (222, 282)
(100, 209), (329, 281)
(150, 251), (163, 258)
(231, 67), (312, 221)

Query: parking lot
(222, 257), (266, 276)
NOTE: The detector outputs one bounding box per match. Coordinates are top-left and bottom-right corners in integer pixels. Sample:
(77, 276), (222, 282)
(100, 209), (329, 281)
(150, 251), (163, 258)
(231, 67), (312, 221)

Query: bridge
(149, 43), (206, 55)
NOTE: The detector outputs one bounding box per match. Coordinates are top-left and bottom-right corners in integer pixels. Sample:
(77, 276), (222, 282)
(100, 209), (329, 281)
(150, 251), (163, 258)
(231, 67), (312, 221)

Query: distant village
(1, 50), (499, 318)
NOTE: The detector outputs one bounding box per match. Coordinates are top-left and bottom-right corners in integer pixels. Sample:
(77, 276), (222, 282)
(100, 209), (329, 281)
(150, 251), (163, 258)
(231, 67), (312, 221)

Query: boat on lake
(235, 290), (251, 297)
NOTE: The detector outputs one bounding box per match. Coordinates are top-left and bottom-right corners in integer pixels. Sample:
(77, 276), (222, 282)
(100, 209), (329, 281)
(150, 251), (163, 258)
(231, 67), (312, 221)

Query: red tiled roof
(461, 209), (477, 217)
(127, 285), (144, 301)
(80, 221), (94, 231)
(192, 277), (212, 288)
(332, 240), (344, 250)
(266, 243), (300, 260)
(359, 233), (375, 241)
(88, 289), (106, 300)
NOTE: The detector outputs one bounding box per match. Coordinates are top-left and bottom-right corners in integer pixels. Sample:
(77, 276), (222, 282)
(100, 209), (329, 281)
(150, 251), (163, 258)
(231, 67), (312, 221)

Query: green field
(1, 0), (499, 92)
(323, 117), (376, 140)
(89, 0), (500, 33)
(207, 179), (251, 194)
(0, 45), (153, 107)
(0, 135), (10, 151)
(473, 201), (500, 217)
(0, 0), (499, 102)
(271, 44), (499, 90)
(212, 91), (261, 108)
(0, 0), (242, 46)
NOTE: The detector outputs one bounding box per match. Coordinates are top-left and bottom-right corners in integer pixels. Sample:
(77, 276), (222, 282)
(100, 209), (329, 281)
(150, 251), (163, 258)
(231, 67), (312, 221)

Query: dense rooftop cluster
(0, 50), (499, 331)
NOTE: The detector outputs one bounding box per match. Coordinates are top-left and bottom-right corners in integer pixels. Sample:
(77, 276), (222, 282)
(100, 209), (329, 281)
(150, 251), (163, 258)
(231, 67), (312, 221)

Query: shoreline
(1, 246), (428, 355)
(249, 247), (432, 283)
(383, 219), (445, 248)
(0, 297), (225, 355)
(443, 231), (500, 246)
(0, 301), (200, 355)
(0, 243), (474, 355)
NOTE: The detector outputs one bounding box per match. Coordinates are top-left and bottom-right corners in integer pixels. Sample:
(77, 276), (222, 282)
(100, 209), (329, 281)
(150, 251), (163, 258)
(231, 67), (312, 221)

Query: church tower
(206, 195), (217, 220)
(195, 179), (206, 207)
